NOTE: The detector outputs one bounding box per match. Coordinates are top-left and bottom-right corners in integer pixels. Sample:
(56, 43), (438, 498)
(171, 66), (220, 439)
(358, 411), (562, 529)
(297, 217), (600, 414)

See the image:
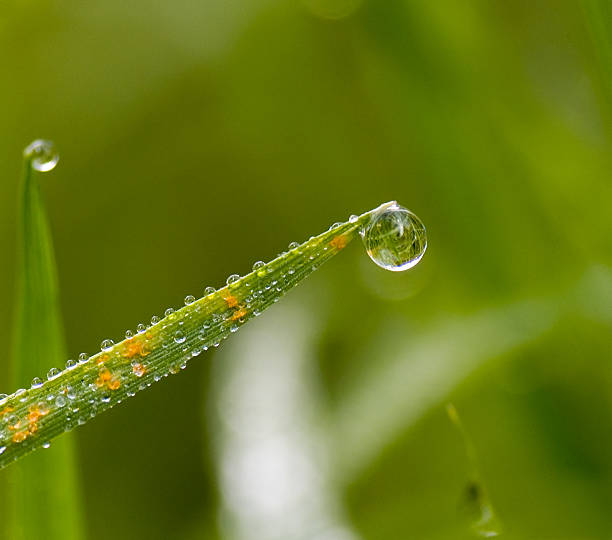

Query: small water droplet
(226, 274), (240, 285)
(66, 359), (77, 370)
(174, 330), (186, 344)
(42, 441), (51, 449)
(47, 368), (61, 381)
(349, 214), (358, 223)
(136, 323), (146, 334)
(56, 395), (66, 408)
(78, 353), (89, 364)
(0, 394), (8, 404)
(288, 241), (299, 250)
(330, 222), (342, 230)
(151, 315), (160, 325)
(252, 261), (264, 271)
(125, 329), (134, 339)
(100, 339), (114, 352)
(31, 377), (43, 389)
(0, 446), (6, 455)
(230, 324), (239, 333)
(165, 308), (175, 318)
(204, 286), (216, 296)
(184, 295), (196, 305)
(362, 203), (427, 271)
(23, 139), (59, 172)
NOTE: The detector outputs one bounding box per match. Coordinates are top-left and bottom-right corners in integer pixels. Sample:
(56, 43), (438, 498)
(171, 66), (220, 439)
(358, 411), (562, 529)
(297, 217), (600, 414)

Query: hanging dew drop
(23, 139), (59, 172)
(362, 202), (427, 271)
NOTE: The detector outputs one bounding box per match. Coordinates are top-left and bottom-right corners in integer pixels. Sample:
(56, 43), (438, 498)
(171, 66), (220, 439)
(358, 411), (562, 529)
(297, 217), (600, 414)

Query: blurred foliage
(0, 0), (610, 539)
(7, 145), (84, 539)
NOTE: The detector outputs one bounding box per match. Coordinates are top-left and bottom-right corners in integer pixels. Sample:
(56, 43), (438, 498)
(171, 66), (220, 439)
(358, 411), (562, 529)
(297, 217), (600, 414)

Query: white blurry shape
(333, 297), (560, 478)
(211, 302), (360, 540)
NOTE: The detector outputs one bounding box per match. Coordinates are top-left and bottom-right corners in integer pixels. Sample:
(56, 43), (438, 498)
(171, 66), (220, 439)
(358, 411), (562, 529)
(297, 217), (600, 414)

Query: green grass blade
(6, 144), (85, 540)
(0, 200), (394, 470)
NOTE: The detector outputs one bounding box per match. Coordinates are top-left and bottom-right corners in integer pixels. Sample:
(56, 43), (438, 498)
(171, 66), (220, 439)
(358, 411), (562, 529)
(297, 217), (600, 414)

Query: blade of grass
(0, 199), (395, 470)
(6, 144), (85, 540)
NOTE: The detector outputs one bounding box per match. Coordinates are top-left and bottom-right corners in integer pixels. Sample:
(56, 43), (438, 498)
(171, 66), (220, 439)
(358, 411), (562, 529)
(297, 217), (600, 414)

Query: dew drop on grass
(47, 368), (61, 381)
(362, 202), (427, 271)
(226, 274), (240, 285)
(174, 330), (186, 344)
(100, 339), (114, 351)
(31, 377), (43, 389)
(23, 139), (59, 172)
(184, 295), (196, 305)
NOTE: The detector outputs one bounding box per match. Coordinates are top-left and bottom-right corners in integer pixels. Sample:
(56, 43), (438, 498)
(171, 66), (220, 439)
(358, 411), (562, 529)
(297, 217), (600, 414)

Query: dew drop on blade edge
(362, 202), (427, 271)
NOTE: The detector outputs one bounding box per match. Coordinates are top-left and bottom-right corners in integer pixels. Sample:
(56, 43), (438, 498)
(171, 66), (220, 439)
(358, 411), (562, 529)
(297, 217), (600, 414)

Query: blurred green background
(1, 0), (611, 538)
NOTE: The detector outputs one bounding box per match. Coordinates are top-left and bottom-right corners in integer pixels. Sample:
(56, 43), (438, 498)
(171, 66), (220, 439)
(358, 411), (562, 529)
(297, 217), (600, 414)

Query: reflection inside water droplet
(23, 139), (59, 172)
(362, 202), (426, 271)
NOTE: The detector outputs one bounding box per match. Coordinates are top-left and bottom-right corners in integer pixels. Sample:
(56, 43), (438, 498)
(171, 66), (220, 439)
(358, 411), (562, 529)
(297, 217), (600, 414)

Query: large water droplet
(362, 203), (426, 271)
(23, 139), (59, 172)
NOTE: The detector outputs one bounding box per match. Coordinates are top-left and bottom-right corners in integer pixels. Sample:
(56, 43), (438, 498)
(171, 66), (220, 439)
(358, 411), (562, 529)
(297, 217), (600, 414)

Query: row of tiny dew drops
(0, 140), (427, 460)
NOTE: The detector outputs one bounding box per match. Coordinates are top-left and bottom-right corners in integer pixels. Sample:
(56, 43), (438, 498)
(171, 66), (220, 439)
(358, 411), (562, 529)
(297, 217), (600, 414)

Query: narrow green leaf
(6, 141), (85, 540)
(0, 199), (395, 470)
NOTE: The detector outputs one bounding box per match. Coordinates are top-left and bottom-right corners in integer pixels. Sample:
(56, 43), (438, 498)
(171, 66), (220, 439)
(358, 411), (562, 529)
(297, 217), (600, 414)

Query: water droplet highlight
(23, 139), (59, 172)
(362, 203), (426, 271)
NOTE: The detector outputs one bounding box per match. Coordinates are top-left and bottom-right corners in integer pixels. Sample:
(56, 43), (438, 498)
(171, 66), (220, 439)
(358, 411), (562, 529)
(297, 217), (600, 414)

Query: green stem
(0, 201), (392, 470)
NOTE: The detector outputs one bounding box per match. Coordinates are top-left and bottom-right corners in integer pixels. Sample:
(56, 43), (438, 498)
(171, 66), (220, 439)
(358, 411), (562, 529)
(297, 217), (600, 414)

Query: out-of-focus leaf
(6, 144), (85, 540)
